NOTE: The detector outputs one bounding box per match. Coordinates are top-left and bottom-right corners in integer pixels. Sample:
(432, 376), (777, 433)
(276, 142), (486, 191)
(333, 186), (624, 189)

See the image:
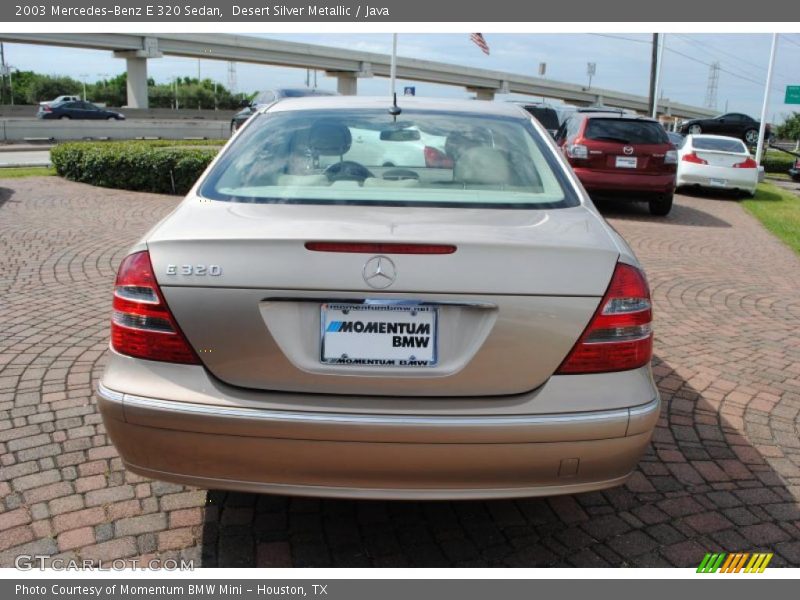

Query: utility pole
(648, 33), (659, 116)
(651, 34), (665, 118)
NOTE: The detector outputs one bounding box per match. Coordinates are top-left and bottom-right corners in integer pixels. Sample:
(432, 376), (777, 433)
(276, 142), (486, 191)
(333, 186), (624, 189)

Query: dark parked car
(230, 88), (337, 134)
(790, 158), (800, 182)
(514, 102), (561, 137)
(678, 113), (768, 146)
(37, 100), (125, 120)
(667, 131), (685, 148)
(555, 111), (677, 216)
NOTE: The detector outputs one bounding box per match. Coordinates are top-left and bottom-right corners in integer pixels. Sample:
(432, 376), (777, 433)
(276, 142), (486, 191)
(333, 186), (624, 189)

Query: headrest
(454, 147), (512, 185)
(308, 120), (352, 156)
(445, 131), (492, 161)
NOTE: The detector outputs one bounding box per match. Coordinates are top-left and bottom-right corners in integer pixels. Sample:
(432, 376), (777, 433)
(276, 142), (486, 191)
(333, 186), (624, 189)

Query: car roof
(265, 96), (530, 118)
(575, 112), (658, 123)
(687, 134), (746, 141)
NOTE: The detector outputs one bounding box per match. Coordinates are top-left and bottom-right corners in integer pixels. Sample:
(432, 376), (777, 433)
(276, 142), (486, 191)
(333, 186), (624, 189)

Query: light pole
(79, 73), (88, 100)
(755, 33), (778, 166)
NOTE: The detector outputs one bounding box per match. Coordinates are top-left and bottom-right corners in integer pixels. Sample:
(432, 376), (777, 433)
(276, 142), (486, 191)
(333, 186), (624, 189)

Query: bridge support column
(468, 88), (496, 101)
(124, 57), (149, 109)
(113, 37), (162, 109)
(334, 72), (358, 95)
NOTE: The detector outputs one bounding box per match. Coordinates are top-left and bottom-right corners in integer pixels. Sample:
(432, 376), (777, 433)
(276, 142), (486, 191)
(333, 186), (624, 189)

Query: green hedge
(50, 141), (223, 195)
(761, 150), (796, 174)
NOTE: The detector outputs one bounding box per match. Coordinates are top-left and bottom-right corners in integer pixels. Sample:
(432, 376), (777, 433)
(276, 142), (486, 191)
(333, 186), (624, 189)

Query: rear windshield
(199, 108), (579, 209)
(692, 137), (747, 153)
(584, 118), (669, 145)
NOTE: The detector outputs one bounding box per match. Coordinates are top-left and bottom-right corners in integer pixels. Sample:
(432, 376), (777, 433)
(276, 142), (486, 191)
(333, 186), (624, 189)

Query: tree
(25, 75), (81, 103)
(776, 112), (800, 141)
(1, 68), (253, 109)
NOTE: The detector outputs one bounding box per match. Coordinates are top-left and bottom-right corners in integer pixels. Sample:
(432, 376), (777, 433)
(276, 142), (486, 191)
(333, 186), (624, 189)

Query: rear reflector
(556, 262), (653, 374)
(733, 157), (758, 169)
(682, 152), (708, 165)
(305, 242), (456, 254)
(111, 251), (199, 364)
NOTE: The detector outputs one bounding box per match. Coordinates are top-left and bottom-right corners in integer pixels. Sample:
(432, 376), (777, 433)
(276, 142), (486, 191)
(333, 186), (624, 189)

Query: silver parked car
(98, 97), (660, 500)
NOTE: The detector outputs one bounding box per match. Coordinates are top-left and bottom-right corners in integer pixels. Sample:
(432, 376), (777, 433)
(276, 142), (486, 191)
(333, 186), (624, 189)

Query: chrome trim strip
(264, 297), (497, 309)
(628, 396), (660, 417)
(97, 382), (124, 403)
(98, 384), (634, 428)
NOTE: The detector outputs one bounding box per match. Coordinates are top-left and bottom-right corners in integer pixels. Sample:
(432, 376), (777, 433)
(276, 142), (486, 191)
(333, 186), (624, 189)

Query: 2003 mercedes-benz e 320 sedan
(97, 97), (660, 500)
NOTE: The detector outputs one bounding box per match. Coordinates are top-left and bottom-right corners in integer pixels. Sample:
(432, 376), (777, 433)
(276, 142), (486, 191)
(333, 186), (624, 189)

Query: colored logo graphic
(697, 552), (773, 573)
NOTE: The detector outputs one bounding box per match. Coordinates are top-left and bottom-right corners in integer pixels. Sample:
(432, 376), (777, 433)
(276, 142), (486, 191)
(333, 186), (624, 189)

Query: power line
(589, 32), (787, 94)
(782, 35), (800, 50)
(672, 34), (771, 82)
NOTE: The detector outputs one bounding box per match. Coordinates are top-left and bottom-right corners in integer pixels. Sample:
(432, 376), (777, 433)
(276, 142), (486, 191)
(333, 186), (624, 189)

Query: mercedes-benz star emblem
(362, 255), (397, 289)
(623, 146), (635, 155)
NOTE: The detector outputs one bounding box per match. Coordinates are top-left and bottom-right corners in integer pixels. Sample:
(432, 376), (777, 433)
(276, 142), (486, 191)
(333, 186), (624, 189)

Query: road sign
(786, 86), (800, 104)
(403, 86), (415, 96)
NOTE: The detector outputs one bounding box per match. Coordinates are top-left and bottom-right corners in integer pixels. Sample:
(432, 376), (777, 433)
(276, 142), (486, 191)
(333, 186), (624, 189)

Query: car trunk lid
(147, 201), (621, 396)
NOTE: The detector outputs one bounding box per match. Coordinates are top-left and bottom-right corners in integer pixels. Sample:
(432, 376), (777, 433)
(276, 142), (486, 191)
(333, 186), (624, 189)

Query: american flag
(470, 33), (490, 55)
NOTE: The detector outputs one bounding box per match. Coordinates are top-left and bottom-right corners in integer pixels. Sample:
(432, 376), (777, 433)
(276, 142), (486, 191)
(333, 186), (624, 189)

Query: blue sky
(4, 33), (800, 122)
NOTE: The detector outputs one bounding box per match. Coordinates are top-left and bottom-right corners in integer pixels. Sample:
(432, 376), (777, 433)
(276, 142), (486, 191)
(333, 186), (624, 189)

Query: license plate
(321, 303), (437, 367)
(615, 156), (638, 169)
(709, 178), (727, 187)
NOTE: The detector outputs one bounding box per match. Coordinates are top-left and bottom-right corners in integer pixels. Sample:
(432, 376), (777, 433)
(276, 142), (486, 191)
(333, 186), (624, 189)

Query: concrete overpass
(0, 32), (716, 118)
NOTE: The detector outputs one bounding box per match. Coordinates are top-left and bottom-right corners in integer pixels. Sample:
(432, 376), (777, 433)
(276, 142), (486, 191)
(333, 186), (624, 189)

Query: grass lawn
(742, 182), (800, 255)
(0, 166), (56, 178)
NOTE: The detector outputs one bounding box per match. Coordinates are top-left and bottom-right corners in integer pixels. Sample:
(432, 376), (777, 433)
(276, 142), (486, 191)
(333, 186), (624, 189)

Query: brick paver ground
(1, 178), (799, 568)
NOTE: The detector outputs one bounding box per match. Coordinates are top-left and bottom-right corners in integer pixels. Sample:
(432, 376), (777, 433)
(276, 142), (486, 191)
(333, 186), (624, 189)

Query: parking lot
(1, 177), (799, 568)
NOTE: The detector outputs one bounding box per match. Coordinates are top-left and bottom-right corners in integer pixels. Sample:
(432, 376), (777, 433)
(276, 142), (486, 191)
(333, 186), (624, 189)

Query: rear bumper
(97, 359), (660, 499)
(677, 164), (758, 193)
(573, 168), (676, 196)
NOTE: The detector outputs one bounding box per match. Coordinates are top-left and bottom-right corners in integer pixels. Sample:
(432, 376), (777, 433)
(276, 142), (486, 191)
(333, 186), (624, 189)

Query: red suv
(556, 112), (677, 216)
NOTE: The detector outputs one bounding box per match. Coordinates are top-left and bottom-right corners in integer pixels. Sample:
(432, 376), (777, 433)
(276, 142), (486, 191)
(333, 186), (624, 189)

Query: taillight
(795, 159), (800, 169)
(566, 143), (589, 160)
(43, 105), (52, 112)
(424, 146), (454, 169)
(557, 262), (652, 374)
(733, 157), (758, 169)
(681, 152), (707, 165)
(111, 251), (199, 364)
(664, 150), (678, 164)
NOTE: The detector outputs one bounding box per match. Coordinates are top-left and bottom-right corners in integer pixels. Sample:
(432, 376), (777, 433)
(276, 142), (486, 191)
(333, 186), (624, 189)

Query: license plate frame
(320, 302), (438, 367)
(709, 178), (728, 187)
(615, 156), (638, 169)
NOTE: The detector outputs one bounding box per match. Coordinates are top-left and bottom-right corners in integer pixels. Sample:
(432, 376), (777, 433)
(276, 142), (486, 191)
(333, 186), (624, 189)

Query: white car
(38, 95), (81, 107)
(676, 134), (759, 196)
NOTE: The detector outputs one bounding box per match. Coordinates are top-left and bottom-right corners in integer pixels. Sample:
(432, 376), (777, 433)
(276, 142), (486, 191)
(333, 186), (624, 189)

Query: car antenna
(389, 92), (401, 119)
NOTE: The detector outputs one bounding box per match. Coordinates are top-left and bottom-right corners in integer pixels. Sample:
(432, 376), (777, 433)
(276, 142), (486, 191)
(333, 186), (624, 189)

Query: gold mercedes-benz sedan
(97, 97), (660, 500)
